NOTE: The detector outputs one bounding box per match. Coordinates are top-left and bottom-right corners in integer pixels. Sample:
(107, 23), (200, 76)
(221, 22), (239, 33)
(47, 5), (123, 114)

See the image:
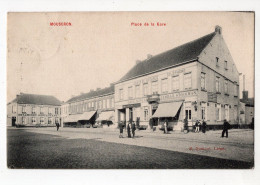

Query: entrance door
(129, 108), (133, 122)
(12, 117), (16, 126)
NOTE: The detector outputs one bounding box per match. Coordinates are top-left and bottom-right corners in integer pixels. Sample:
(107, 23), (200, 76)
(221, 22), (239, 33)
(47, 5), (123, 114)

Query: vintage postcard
(6, 12), (254, 169)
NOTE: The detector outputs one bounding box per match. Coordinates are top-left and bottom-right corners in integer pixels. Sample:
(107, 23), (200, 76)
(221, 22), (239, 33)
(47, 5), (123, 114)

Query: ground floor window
(184, 102), (192, 120)
(22, 117), (25, 124)
(201, 103), (207, 120)
(40, 117), (44, 124)
(225, 105), (229, 121)
(216, 104), (221, 121)
(48, 117), (52, 124)
(144, 107), (149, 121)
(55, 117), (59, 123)
(32, 117), (36, 124)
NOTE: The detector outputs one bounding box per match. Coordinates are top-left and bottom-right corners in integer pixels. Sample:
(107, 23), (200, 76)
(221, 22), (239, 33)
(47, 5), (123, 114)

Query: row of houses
(7, 26), (254, 130)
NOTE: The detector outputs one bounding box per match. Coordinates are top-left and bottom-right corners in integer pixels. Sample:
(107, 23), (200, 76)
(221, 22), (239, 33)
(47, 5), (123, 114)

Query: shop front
(96, 110), (115, 127)
(151, 101), (183, 131)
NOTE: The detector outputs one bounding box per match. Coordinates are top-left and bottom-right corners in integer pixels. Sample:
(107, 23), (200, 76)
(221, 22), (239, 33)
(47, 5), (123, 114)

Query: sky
(7, 12), (254, 102)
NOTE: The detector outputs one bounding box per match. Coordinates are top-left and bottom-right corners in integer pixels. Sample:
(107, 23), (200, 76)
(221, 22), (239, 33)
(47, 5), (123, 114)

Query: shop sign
(123, 103), (141, 109)
(160, 90), (198, 101)
(208, 92), (217, 103)
(167, 68), (185, 77)
(147, 94), (160, 103)
(128, 97), (147, 104)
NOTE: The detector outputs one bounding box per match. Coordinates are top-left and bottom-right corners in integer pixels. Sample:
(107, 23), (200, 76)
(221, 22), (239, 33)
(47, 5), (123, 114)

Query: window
(12, 105), (16, 113)
(224, 79), (228, 94)
(32, 107), (36, 114)
(91, 102), (94, 107)
(216, 77), (220, 92)
(184, 73), (192, 89)
(201, 103), (207, 120)
(135, 85), (140, 98)
(128, 86), (133, 99)
(234, 84), (238, 97)
(103, 99), (106, 109)
(224, 105), (229, 121)
(40, 107), (43, 114)
(32, 117), (36, 124)
(48, 117), (52, 124)
(184, 102), (192, 120)
(216, 104), (221, 121)
(55, 117), (59, 124)
(40, 117), (44, 124)
(216, 57), (219, 66)
(172, 76), (179, 91)
(151, 81), (158, 94)
(144, 107), (149, 121)
(98, 100), (102, 109)
(22, 106), (26, 113)
(224, 61), (228, 70)
(111, 98), (114, 108)
(119, 89), (124, 100)
(55, 108), (59, 115)
(106, 99), (110, 108)
(22, 117), (25, 124)
(161, 78), (168, 93)
(143, 83), (148, 96)
(201, 73), (206, 90)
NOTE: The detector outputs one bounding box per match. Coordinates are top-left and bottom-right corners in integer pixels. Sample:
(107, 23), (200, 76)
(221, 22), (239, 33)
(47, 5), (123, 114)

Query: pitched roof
(66, 85), (114, 103)
(12, 93), (61, 106)
(119, 32), (216, 83)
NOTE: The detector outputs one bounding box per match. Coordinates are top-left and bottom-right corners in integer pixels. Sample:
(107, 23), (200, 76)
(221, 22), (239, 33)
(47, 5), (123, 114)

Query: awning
(79, 111), (96, 121)
(64, 114), (81, 123)
(96, 111), (114, 121)
(152, 101), (183, 118)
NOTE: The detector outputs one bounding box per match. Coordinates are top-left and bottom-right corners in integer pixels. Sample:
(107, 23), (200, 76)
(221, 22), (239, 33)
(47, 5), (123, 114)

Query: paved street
(7, 127), (254, 169)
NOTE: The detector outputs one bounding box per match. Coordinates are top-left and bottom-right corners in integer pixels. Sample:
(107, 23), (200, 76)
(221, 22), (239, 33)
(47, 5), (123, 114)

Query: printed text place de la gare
(131, 22), (166, 26)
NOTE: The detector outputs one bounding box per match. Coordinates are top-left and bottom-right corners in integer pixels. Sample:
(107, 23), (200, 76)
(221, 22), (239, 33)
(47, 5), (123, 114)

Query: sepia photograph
(6, 11), (254, 170)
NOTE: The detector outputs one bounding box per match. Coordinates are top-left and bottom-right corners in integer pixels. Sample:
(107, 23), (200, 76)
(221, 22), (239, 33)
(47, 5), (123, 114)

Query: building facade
(61, 85), (115, 127)
(7, 93), (61, 127)
(114, 26), (240, 130)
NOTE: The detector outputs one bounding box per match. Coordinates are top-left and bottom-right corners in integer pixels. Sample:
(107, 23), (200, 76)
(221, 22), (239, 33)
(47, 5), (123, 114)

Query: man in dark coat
(127, 122), (131, 138)
(119, 121), (124, 138)
(132, 121), (136, 138)
(56, 122), (60, 131)
(201, 120), (207, 134)
(222, 119), (230, 138)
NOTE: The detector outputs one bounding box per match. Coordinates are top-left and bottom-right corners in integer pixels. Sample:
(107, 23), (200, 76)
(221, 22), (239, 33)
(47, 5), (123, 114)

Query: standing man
(119, 121), (124, 138)
(222, 119), (230, 138)
(132, 121), (136, 138)
(195, 120), (200, 133)
(56, 121), (60, 131)
(201, 120), (207, 134)
(164, 120), (168, 134)
(127, 122), (131, 138)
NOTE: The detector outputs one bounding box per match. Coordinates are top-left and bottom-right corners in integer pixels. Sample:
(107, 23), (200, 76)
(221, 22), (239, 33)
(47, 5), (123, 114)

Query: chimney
(215, 25), (222, 34)
(136, 60), (141, 64)
(147, 54), (153, 59)
(242, 91), (248, 102)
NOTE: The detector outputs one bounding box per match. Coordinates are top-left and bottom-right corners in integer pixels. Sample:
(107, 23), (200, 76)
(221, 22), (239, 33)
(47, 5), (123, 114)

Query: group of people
(194, 120), (207, 133)
(119, 121), (136, 138)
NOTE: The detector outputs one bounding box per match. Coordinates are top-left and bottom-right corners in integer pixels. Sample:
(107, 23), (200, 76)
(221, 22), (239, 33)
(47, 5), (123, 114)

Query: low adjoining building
(239, 90), (254, 128)
(61, 85), (115, 128)
(7, 93), (61, 127)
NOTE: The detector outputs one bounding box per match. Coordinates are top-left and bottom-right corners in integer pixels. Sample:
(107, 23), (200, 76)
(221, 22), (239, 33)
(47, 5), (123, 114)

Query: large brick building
(114, 26), (240, 130)
(7, 93), (61, 127)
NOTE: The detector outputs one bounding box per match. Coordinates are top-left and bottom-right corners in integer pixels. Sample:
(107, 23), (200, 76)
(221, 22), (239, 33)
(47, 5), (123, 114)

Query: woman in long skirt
(127, 122), (131, 138)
